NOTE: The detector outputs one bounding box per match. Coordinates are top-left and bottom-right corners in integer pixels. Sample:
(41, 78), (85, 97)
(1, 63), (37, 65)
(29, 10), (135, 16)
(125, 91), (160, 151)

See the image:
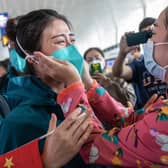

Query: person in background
(0, 16), (22, 94)
(125, 46), (141, 64)
(84, 47), (136, 107)
(113, 17), (168, 109)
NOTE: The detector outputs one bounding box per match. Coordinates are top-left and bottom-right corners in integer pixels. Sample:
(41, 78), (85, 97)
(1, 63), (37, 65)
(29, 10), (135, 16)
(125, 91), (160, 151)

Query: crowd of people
(0, 5), (168, 168)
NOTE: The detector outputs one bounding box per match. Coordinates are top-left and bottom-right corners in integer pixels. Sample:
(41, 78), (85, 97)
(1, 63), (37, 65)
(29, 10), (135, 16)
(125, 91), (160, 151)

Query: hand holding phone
(126, 30), (153, 46)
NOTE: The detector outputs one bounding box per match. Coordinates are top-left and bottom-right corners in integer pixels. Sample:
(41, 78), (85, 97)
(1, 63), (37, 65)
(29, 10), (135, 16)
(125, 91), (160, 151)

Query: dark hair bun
(5, 17), (17, 42)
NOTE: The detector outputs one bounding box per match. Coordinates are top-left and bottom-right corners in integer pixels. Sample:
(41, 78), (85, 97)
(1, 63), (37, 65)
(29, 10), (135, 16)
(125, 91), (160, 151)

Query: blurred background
(0, 0), (168, 60)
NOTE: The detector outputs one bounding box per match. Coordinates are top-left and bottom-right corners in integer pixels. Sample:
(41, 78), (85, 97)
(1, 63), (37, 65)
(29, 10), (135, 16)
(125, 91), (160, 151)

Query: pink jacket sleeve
(86, 80), (134, 128)
(57, 82), (168, 167)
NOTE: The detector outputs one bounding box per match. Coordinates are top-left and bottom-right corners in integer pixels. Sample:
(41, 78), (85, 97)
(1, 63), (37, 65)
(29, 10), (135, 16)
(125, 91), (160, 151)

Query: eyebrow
(51, 33), (75, 39)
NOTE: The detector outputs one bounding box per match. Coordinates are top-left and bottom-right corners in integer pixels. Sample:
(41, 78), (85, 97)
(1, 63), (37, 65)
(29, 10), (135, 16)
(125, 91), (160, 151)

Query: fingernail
(77, 112), (86, 119)
(76, 108), (82, 114)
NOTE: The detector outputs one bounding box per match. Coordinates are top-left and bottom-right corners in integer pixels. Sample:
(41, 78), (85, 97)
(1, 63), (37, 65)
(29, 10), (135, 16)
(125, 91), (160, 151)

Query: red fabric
(0, 139), (42, 168)
(58, 81), (168, 167)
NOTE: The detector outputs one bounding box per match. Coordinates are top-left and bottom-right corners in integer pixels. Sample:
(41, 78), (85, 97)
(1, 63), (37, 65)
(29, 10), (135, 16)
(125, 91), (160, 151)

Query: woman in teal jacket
(0, 9), (109, 168)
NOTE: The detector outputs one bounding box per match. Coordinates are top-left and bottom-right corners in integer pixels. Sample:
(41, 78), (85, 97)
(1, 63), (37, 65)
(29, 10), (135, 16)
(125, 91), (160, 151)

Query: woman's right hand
(42, 108), (92, 168)
(28, 51), (81, 87)
(119, 34), (138, 56)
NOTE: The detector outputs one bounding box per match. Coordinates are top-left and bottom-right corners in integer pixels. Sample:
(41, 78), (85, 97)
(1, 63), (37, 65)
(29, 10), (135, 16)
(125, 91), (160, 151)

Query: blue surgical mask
(51, 45), (84, 76)
(12, 37), (39, 72)
(9, 48), (26, 72)
(143, 40), (168, 81)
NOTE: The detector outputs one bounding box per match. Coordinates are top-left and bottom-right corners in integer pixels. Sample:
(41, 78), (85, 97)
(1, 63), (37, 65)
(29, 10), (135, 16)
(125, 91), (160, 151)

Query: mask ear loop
(39, 129), (55, 140)
(16, 37), (39, 64)
(154, 42), (168, 46)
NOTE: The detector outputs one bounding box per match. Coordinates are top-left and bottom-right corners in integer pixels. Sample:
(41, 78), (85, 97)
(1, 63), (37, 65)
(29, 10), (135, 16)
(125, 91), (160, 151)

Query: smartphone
(126, 30), (153, 46)
(90, 62), (103, 75)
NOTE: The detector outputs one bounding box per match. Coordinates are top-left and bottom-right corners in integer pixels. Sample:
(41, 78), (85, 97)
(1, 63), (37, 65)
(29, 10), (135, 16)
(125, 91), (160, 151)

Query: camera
(126, 30), (153, 46)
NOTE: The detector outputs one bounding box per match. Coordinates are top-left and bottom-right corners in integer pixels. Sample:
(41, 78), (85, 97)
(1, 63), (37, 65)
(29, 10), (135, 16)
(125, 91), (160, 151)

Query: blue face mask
(51, 45), (84, 76)
(143, 40), (168, 81)
(9, 48), (26, 72)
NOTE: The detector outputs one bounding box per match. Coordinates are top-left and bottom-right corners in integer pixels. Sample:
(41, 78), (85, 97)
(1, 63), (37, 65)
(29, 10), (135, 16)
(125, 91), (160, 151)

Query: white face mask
(143, 40), (168, 81)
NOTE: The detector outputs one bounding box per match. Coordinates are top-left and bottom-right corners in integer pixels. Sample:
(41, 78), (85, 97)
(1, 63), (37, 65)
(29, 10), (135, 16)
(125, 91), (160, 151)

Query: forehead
(42, 19), (71, 38)
(86, 49), (102, 57)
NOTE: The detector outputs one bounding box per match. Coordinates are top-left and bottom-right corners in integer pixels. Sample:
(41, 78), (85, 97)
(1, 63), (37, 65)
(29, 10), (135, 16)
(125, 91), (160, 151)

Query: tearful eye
(71, 39), (76, 43)
(54, 41), (66, 45)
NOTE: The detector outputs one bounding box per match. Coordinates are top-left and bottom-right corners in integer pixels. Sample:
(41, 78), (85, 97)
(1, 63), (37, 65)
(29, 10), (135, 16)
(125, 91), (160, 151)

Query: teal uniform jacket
(0, 76), (60, 151)
(0, 66), (16, 95)
(0, 75), (109, 168)
(0, 76), (88, 167)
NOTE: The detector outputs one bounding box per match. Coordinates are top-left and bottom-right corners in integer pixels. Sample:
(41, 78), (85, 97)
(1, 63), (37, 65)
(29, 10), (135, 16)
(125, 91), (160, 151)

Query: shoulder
(0, 106), (49, 153)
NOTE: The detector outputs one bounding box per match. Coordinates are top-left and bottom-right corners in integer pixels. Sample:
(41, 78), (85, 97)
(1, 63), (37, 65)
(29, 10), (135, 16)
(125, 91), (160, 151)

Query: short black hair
(84, 47), (105, 60)
(139, 17), (156, 31)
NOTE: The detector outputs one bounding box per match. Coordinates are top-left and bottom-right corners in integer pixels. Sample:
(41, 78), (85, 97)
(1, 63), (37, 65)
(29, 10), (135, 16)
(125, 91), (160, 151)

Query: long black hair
(11, 9), (72, 58)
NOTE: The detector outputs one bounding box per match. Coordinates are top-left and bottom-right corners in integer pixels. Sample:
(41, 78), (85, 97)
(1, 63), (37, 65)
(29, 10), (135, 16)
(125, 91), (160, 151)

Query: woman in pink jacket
(27, 6), (168, 168)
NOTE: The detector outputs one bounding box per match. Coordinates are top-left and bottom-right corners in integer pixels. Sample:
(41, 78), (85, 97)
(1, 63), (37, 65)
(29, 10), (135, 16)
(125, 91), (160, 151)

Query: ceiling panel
(0, 0), (168, 55)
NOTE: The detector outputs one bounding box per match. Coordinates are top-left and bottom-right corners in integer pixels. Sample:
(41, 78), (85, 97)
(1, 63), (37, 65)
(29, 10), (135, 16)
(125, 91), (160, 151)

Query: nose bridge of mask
(51, 45), (83, 76)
